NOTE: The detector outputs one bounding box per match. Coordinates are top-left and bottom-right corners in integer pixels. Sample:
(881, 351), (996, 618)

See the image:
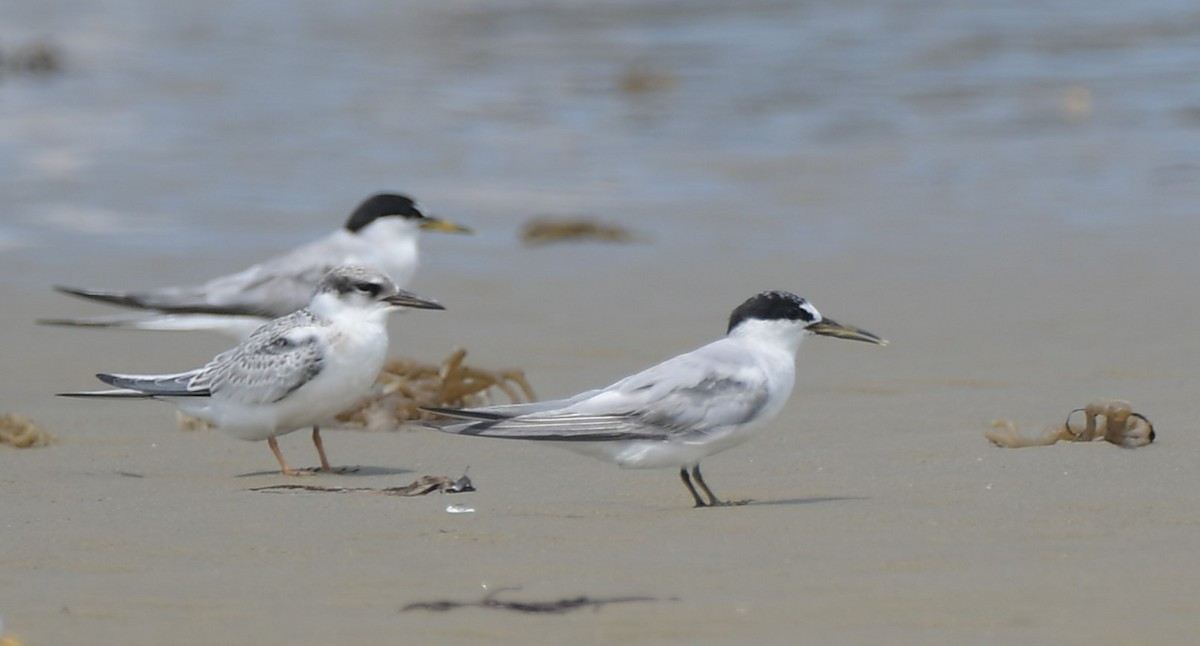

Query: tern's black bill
(385, 291), (445, 310)
(806, 318), (887, 345)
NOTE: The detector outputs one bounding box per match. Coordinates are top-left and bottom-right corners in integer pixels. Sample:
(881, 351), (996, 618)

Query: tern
(424, 290), (886, 507)
(59, 266), (445, 475)
(42, 193), (469, 338)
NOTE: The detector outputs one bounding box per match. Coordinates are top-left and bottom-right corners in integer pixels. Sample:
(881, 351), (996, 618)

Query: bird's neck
(349, 220), (421, 282)
(728, 319), (806, 356)
(307, 295), (387, 330)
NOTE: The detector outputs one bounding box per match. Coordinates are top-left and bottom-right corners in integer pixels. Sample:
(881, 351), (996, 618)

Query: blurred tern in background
(41, 193), (469, 338)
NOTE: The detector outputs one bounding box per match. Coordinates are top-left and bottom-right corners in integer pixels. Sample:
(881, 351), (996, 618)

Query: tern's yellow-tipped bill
(806, 318), (888, 346)
(419, 217), (473, 234)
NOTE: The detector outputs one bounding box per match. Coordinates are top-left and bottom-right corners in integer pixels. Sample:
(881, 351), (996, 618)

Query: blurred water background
(1, 0), (1198, 302)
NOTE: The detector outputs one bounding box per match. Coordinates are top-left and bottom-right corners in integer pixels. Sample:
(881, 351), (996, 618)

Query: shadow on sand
(741, 495), (867, 507)
(235, 465), (415, 478)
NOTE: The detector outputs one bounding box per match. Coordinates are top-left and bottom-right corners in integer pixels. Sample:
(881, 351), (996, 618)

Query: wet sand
(4, 220), (1200, 645)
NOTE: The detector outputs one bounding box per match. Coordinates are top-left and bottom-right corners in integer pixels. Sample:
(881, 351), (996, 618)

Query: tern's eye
(354, 281), (382, 297)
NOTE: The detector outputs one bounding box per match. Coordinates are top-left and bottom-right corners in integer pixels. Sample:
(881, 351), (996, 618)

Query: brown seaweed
(180, 349), (536, 433)
(402, 587), (664, 614)
(336, 348), (536, 432)
(987, 400), (1155, 449)
(0, 413), (56, 448)
(520, 217), (635, 246)
(0, 40), (64, 76)
(249, 473), (475, 497)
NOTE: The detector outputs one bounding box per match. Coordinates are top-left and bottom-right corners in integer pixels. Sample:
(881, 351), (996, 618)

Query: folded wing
(428, 339), (770, 443)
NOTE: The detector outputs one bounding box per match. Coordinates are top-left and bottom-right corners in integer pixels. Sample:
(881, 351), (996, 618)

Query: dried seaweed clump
(336, 348), (536, 432)
(250, 473), (475, 497)
(987, 400), (1155, 449)
(1, 40), (64, 76)
(177, 349), (536, 433)
(0, 413), (57, 448)
(521, 217), (635, 245)
(402, 587), (662, 614)
(617, 59), (678, 95)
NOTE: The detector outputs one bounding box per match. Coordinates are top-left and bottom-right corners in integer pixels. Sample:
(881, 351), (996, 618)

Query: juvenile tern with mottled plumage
(41, 193), (469, 338)
(424, 290), (885, 507)
(59, 266), (444, 476)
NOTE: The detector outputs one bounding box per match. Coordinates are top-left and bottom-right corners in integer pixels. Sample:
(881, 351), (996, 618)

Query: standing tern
(424, 290), (886, 507)
(59, 266), (445, 476)
(41, 193), (469, 338)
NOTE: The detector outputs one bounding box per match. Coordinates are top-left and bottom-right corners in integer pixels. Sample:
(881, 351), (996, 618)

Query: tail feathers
(53, 285), (157, 310)
(39, 312), (170, 329)
(52, 284), (262, 318)
(420, 406), (514, 422)
(419, 407), (515, 435)
(38, 312), (267, 337)
(421, 405), (663, 442)
(58, 388), (158, 399)
(419, 391), (601, 421)
(94, 371), (210, 397)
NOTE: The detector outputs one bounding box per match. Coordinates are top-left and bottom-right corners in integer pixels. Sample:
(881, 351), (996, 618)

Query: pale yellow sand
(3, 219), (1199, 645)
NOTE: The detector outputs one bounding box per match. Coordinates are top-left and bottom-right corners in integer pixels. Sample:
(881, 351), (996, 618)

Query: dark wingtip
(419, 406), (511, 421)
(37, 317), (112, 328)
(50, 284), (149, 310)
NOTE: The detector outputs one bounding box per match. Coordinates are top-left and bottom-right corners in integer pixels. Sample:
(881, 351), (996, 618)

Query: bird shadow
(235, 465), (415, 478)
(740, 495), (868, 507)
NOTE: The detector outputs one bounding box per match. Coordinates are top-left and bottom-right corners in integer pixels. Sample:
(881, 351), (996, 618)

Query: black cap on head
(727, 290), (816, 333)
(344, 193), (426, 232)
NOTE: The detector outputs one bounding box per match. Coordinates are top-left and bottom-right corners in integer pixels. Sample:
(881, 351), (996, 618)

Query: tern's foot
(682, 465), (750, 509)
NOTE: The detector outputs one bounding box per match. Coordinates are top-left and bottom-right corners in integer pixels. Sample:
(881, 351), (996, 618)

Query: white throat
(728, 318), (808, 355)
(349, 218), (421, 286)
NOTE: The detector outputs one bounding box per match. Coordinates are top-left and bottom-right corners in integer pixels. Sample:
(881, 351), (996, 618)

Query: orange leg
(311, 426), (334, 472)
(267, 434), (314, 475)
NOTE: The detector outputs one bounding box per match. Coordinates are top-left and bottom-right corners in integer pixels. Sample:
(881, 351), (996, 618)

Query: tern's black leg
(679, 467), (708, 507)
(692, 465), (750, 507)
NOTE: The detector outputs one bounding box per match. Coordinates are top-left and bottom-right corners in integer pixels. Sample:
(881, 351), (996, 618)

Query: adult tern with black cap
(424, 290), (886, 507)
(42, 193), (469, 338)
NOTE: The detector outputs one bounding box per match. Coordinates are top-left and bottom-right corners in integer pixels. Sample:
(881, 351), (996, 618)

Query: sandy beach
(4, 1), (1200, 644)
(6, 220), (1200, 645)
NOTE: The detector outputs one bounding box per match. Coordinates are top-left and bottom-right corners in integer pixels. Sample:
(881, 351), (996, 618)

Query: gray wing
(188, 309), (327, 404)
(422, 388), (606, 419)
(191, 247), (338, 316)
(434, 340), (771, 442)
(53, 234), (345, 318)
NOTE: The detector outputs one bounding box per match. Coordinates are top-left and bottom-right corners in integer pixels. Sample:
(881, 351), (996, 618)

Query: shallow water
(3, 0), (1198, 286)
